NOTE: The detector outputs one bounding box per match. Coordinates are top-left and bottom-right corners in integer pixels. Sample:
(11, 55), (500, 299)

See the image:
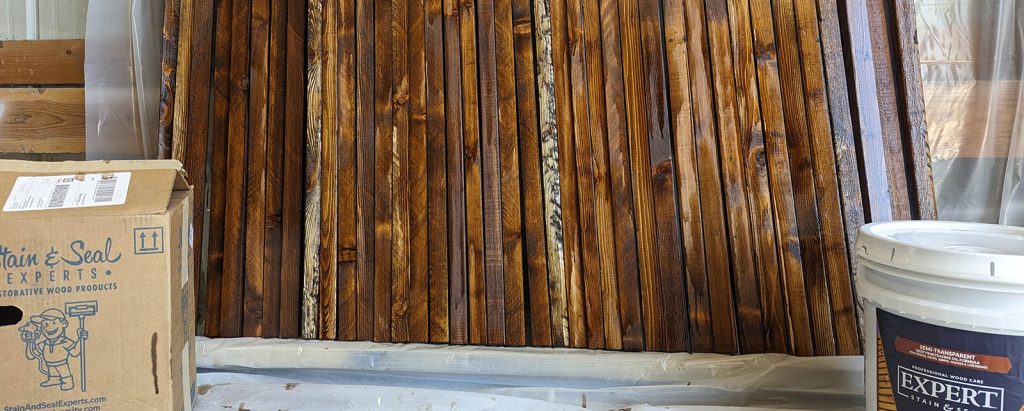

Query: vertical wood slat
(373, 0), (395, 342)
(425, 0), (450, 344)
(408, 0), (431, 344)
(263, 0), (289, 338)
(391, 0), (412, 344)
(317, 0), (338, 341)
(355, 0), (377, 342)
(443, 0), (470, 346)
(335, 0), (358, 341)
(281, 0), (307, 339)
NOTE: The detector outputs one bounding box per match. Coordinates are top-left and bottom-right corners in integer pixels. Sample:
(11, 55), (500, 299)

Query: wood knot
(393, 92), (410, 106)
(460, 0), (473, 9)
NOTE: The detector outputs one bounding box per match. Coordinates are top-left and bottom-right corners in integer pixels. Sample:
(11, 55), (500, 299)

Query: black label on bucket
(877, 309), (1024, 411)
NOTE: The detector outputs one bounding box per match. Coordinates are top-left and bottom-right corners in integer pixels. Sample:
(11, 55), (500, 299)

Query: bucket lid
(857, 221), (1024, 284)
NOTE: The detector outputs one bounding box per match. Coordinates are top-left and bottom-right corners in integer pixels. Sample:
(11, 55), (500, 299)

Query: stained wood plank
(335, 0), (358, 342)
(598, 0), (643, 352)
(373, 0), (395, 342)
(727, 0), (786, 354)
(773, 0), (836, 356)
(495, 0), (526, 347)
(683, 0), (737, 354)
(171, 0), (194, 161)
(551, 0), (586, 349)
(476, 0), (506, 346)
(747, 0), (813, 356)
(354, 0), (377, 342)
(458, 0), (487, 346)
(204, 0), (236, 337)
(792, 0), (858, 356)
(816, 0), (864, 266)
(638, 0), (688, 353)
(280, 0), (306, 339)
(263, 0), (288, 338)
(580, 0), (621, 351)
(511, 0), (551, 348)
(425, 0), (450, 344)
(663, 0), (708, 353)
(0, 40), (83, 85)
(391, 0), (412, 344)
(891, 0), (936, 220)
(244, 0), (271, 338)
(303, 0), (323, 340)
(158, 1), (179, 159)
(443, 0), (469, 345)
(0, 88), (84, 154)
(408, 0), (430, 344)
(318, 0), (340, 341)
(704, 0), (763, 354)
(563, 0), (604, 350)
(221, 0), (252, 338)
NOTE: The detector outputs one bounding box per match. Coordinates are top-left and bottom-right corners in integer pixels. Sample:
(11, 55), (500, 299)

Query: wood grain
(0, 88), (84, 154)
(355, 0), (377, 342)
(425, 0), (450, 344)
(391, 0), (411, 344)
(373, 0), (395, 342)
(244, 0), (271, 338)
(335, 0), (358, 341)
(0, 40), (84, 85)
(408, 0), (430, 344)
(443, 0), (469, 345)
(316, 0), (338, 341)
(263, 0), (288, 338)
(280, 0), (306, 339)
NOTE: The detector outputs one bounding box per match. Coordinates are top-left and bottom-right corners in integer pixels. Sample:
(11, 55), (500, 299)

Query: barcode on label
(94, 177), (117, 203)
(48, 184), (69, 208)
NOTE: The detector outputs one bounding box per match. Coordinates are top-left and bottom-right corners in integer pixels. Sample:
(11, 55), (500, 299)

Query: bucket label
(877, 309), (1024, 411)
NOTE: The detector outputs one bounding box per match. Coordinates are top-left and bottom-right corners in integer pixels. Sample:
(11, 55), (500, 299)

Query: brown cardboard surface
(0, 160), (195, 411)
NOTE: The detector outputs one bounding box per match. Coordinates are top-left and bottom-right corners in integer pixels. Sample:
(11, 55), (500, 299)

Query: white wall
(0, 0), (88, 40)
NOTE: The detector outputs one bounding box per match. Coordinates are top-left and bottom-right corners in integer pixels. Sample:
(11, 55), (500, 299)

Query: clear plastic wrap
(84, 0), (164, 159)
(194, 338), (864, 411)
(919, 0), (1024, 224)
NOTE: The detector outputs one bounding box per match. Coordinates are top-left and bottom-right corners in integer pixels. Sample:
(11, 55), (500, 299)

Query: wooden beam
(0, 40), (84, 85)
(0, 88), (84, 154)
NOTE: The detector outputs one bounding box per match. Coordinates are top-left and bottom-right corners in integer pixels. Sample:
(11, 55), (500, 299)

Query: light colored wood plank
(0, 39), (84, 84)
(0, 88), (84, 153)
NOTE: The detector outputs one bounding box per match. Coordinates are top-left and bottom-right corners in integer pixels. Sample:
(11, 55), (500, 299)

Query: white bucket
(856, 221), (1024, 411)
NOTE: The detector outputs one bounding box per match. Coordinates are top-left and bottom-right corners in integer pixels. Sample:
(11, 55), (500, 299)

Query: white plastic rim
(856, 221), (1024, 335)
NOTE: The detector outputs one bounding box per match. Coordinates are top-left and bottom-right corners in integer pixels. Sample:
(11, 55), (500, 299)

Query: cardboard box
(0, 160), (195, 411)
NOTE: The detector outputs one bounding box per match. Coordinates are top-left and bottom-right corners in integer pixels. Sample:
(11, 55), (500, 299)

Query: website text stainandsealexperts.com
(5, 396), (107, 411)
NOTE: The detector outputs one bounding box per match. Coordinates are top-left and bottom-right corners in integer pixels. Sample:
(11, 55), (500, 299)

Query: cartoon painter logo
(18, 301), (97, 392)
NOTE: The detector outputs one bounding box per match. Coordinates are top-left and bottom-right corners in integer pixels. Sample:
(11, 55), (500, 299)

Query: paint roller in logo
(65, 301), (97, 392)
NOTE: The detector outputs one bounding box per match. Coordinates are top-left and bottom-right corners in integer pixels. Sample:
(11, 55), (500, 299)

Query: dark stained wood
(408, 0), (431, 344)
(263, 0), (288, 338)
(459, 0), (487, 346)
(355, 0), (377, 342)
(727, 0), (785, 354)
(443, 0), (469, 345)
(617, 0), (663, 352)
(280, 0), (306, 339)
(220, 0), (252, 338)
(580, 0), (621, 351)
(495, 0), (527, 347)
(244, 0), (271, 338)
(511, 0), (552, 348)
(203, 0), (234, 337)
(551, 0), (587, 349)
(638, 0), (688, 353)
(373, 0), (395, 342)
(335, 0), (359, 341)
(0, 40), (85, 85)
(683, 0), (737, 354)
(425, 0), (450, 344)
(792, 0), (858, 356)
(773, 0), (836, 356)
(303, 0), (323, 340)
(564, 0), (604, 350)
(317, 0), (339, 341)
(704, 0), (763, 354)
(747, 0), (813, 356)
(477, 0), (507, 346)
(391, 0), (412, 344)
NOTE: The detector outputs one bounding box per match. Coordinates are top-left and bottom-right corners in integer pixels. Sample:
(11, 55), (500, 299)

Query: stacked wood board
(168, 0), (936, 355)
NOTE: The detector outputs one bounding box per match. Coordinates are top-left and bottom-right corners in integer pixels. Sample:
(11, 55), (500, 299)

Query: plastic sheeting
(920, 0), (1024, 224)
(84, 0), (164, 159)
(194, 338), (865, 411)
